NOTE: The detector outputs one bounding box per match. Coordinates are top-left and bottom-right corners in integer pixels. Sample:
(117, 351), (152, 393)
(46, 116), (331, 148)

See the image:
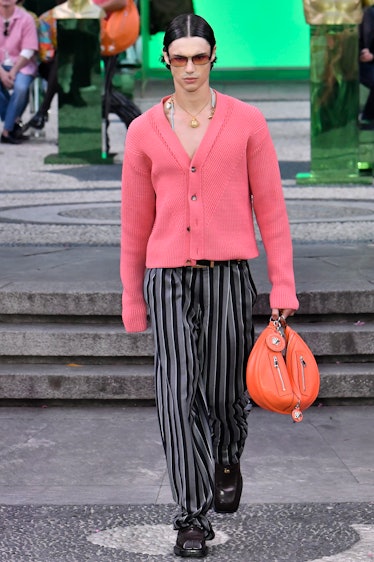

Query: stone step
(0, 288), (372, 316)
(0, 291), (121, 317)
(318, 363), (374, 398)
(0, 323), (154, 357)
(0, 362), (373, 400)
(0, 363), (155, 400)
(0, 321), (373, 358)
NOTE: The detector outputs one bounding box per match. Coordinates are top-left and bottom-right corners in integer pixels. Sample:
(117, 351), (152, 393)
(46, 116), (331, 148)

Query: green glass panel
(297, 25), (371, 184)
(46, 19), (105, 164)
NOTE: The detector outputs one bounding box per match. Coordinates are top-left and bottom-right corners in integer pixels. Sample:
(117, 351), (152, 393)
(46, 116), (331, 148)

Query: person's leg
(360, 62), (374, 120)
(22, 59), (58, 132)
(39, 58), (58, 115)
(0, 80), (11, 122)
(201, 261), (256, 513)
(144, 267), (215, 539)
(3, 71), (33, 135)
(362, 88), (374, 120)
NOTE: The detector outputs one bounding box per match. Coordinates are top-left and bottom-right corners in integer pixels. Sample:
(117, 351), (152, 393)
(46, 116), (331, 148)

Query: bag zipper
(273, 356), (286, 391)
(300, 356), (306, 391)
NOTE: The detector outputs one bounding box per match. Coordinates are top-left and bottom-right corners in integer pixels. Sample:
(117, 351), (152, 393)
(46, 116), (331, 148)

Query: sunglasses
(4, 21), (10, 36)
(168, 54), (211, 67)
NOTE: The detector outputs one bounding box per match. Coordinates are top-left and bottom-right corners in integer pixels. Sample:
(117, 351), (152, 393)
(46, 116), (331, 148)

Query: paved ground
(0, 79), (374, 560)
(0, 404), (373, 561)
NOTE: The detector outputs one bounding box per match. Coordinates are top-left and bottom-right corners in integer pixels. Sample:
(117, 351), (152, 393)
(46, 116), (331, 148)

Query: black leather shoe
(22, 112), (46, 132)
(1, 133), (22, 144)
(174, 525), (208, 558)
(214, 462), (243, 513)
(11, 124), (29, 141)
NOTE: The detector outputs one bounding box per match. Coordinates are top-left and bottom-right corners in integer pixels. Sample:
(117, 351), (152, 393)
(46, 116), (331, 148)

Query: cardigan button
(187, 226), (191, 232)
(191, 166), (196, 172)
(191, 195), (197, 201)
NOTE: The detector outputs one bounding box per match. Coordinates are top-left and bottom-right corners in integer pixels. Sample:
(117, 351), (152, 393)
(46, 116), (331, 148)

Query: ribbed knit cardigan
(121, 91), (299, 332)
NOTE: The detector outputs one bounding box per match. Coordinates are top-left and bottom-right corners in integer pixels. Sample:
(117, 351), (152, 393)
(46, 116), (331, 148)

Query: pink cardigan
(121, 91), (299, 332)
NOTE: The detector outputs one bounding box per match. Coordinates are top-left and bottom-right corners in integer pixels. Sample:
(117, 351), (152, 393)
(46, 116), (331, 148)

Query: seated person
(0, 0), (38, 144)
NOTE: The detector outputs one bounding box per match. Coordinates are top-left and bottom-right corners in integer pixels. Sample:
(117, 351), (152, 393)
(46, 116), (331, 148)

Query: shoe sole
(174, 544), (208, 558)
(213, 505), (240, 514)
(0, 138), (22, 145)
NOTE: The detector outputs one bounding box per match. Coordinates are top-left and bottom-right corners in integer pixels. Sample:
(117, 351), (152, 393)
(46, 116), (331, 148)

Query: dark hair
(160, 14), (217, 70)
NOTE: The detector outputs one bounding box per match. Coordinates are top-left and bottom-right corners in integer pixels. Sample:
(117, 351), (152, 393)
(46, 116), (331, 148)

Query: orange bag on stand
(246, 319), (320, 422)
(101, 0), (140, 56)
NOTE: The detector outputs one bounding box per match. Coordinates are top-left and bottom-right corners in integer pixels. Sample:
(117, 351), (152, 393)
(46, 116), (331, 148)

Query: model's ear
(163, 49), (170, 65)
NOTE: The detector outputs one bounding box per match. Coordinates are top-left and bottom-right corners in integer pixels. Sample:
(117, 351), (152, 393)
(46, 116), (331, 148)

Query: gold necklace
(172, 91), (213, 128)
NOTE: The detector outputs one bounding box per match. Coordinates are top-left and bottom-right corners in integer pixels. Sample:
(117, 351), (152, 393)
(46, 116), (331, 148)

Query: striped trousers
(144, 262), (256, 533)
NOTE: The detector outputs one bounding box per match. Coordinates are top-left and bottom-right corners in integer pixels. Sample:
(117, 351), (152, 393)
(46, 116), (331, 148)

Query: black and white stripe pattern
(144, 262), (256, 531)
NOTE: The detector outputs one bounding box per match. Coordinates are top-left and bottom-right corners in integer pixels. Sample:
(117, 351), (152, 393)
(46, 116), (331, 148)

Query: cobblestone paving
(0, 503), (373, 561)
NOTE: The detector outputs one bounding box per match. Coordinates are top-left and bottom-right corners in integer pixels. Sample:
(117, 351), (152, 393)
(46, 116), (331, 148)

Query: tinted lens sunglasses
(168, 54), (211, 67)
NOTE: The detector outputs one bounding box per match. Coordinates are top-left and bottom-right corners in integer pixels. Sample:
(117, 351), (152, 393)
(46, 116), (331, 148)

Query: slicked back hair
(161, 13), (217, 70)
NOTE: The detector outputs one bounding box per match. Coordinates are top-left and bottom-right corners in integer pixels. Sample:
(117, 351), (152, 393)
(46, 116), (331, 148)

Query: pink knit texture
(121, 92), (299, 332)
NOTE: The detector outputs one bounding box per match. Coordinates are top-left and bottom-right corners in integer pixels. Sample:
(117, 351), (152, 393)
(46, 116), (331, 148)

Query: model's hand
(271, 308), (296, 322)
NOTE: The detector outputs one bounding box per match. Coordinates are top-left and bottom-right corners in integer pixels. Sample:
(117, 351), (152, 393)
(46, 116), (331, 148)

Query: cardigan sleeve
(247, 110), (299, 311)
(120, 125), (156, 332)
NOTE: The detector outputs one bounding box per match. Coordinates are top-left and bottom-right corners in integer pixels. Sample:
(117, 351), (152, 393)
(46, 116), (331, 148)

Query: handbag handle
(269, 316), (286, 339)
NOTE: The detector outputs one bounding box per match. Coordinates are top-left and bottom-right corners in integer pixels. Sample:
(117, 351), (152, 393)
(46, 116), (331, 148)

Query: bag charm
(246, 318), (320, 422)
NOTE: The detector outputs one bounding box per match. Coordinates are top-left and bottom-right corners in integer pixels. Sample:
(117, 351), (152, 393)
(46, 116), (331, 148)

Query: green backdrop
(146, 0), (310, 75)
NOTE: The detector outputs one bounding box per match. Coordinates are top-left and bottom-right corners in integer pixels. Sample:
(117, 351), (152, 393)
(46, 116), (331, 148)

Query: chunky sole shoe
(214, 462), (243, 513)
(174, 525), (208, 558)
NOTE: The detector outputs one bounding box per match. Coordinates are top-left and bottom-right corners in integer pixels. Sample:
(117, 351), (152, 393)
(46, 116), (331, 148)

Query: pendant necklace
(180, 97), (209, 128)
(166, 88), (216, 130)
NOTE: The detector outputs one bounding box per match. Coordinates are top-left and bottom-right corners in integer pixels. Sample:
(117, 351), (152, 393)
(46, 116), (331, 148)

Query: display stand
(45, 19), (111, 164)
(297, 24), (371, 184)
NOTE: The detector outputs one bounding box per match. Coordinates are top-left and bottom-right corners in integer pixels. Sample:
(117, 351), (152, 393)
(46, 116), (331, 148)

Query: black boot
(22, 112), (46, 133)
(214, 462), (243, 513)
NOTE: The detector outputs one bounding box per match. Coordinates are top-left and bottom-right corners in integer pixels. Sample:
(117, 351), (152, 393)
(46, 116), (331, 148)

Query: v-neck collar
(152, 91), (228, 166)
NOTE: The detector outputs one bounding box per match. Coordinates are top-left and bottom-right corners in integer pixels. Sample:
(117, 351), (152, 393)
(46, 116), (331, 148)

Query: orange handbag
(246, 319), (320, 422)
(101, 0), (140, 57)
